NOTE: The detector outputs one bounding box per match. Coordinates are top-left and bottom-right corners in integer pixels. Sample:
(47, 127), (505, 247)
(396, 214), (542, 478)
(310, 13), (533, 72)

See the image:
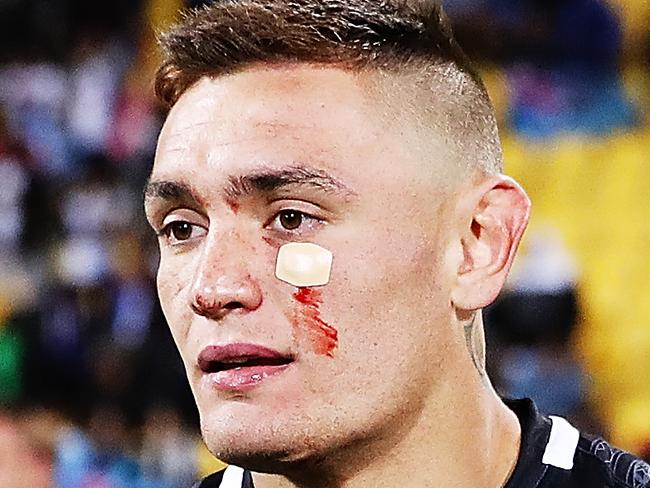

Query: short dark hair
(155, 0), (503, 173)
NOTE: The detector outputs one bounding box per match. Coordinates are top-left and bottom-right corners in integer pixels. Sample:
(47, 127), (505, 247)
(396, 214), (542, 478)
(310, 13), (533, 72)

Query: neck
(253, 371), (521, 488)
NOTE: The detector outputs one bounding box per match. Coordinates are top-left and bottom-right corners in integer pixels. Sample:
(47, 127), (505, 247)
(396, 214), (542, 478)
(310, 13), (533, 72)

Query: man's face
(146, 66), (465, 465)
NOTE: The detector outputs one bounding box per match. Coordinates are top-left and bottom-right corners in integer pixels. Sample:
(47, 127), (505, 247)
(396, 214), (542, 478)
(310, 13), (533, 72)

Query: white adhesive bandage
(275, 242), (333, 287)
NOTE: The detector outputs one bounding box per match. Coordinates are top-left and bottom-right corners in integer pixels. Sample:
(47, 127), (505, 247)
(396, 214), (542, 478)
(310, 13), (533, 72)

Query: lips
(198, 343), (294, 391)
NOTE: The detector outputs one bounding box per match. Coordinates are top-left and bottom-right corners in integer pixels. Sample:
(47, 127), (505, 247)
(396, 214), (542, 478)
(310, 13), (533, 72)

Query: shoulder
(570, 433), (650, 488)
(534, 416), (650, 487)
(504, 399), (650, 488)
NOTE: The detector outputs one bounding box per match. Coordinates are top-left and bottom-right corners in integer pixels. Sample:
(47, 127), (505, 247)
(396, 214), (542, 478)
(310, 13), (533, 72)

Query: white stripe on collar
(219, 465), (245, 488)
(542, 416), (580, 470)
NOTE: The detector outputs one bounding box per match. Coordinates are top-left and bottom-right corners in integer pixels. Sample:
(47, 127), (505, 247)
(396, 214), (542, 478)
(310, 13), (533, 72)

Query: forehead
(157, 67), (373, 172)
(153, 65), (442, 191)
(163, 65), (381, 133)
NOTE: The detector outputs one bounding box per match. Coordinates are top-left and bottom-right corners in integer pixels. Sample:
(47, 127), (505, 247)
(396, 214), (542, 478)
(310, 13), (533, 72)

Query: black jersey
(195, 399), (650, 488)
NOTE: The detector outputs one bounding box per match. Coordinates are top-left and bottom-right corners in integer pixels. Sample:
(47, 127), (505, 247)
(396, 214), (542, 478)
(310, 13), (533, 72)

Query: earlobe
(451, 176), (531, 311)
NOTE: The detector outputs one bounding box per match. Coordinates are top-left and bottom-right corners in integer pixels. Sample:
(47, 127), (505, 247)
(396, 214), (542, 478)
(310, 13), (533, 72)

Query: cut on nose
(190, 279), (263, 320)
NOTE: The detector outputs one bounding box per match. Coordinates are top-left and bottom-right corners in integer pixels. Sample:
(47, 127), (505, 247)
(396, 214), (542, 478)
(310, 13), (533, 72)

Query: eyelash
(158, 221), (207, 246)
(267, 209), (323, 236)
(157, 209), (323, 246)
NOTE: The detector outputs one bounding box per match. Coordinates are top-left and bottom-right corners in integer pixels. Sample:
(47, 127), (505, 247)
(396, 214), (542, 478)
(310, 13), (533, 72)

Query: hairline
(154, 0), (503, 175)
(163, 60), (502, 179)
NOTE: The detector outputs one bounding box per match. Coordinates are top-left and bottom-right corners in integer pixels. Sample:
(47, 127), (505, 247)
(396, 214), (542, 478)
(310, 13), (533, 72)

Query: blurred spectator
(448, 0), (640, 138)
(108, 69), (160, 165)
(0, 298), (24, 405)
(486, 226), (587, 422)
(0, 411), (52, 488)
(139, 405), (198, 487)
(54, 403), (202, 488)
(55, 405), (141, 488)
(60, 153), (134, 236)
(66, 34), (131, 162)
(0, 109), (32, 254)
(108, 232), (156, 352)
(0, 61), (70, 177)
(491, 225), (579, 345)
(0, 1), (200, 486)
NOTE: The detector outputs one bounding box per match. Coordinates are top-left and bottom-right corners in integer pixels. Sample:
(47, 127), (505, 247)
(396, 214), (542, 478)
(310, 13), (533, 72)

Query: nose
(189, 232), (264, 321)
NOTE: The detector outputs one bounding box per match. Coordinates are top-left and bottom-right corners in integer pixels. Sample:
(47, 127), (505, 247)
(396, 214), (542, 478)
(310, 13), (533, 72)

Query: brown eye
(167, 221), (194, 241)
(279, 210), (303, 230)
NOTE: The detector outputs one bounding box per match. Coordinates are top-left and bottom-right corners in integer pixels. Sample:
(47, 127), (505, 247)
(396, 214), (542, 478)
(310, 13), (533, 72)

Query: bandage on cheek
(275, 242), (333, 287)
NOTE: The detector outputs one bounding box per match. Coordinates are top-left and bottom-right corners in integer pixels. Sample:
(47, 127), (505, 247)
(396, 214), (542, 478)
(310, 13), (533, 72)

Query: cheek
(322, 226), (449, 363)
(156, 255), (193, 345)
(290, 288), (338, 357)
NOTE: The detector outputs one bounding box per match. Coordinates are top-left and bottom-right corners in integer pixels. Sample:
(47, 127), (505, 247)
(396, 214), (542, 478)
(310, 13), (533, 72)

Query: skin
(145, 65), (531, 488)
(0, 416), (51, 488)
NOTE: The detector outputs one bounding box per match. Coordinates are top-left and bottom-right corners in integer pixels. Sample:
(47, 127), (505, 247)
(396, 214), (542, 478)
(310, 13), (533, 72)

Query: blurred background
(0, 0), (649, 486)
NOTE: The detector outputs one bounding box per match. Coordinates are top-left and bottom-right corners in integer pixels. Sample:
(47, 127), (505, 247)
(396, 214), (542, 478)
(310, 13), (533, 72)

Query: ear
(451, 176), (531, 312)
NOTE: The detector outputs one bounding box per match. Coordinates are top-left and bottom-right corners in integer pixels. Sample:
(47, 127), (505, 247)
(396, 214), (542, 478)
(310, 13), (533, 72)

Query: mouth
(198, 343), (295, 391)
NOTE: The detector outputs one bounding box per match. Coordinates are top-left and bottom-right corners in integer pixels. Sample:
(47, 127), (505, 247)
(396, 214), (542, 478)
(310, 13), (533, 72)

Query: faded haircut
(155, 0), (503, 174)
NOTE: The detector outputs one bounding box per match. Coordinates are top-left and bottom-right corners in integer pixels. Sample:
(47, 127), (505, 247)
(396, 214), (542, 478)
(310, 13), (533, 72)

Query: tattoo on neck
(464, 316), (486, 377)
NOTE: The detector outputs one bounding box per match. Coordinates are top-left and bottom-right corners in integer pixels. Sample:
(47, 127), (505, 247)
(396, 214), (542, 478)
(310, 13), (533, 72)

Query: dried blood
(292, 288), (338, 357)
(225, 198), (240, 213)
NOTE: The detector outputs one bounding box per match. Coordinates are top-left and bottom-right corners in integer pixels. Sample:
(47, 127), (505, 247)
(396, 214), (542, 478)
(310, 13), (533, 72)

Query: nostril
(193, 295), (220, 312)
(191, 295), (246, 319)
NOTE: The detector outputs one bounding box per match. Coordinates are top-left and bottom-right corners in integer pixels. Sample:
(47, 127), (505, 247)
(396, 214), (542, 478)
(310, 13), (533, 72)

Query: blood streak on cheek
(291, 287), (338, 357)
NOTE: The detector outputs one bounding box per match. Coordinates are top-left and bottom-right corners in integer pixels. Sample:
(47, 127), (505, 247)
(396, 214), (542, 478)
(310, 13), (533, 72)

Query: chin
(201, 419), (324, 473)
(198, 404), (356, 473)
(193, 375), (419, 473)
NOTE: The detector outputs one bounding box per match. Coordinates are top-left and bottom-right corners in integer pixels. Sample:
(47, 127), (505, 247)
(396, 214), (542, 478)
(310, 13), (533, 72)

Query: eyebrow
(144, 180), (203, 207)
(225, 165), (356, 199)
(144, 165), (357, 206)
